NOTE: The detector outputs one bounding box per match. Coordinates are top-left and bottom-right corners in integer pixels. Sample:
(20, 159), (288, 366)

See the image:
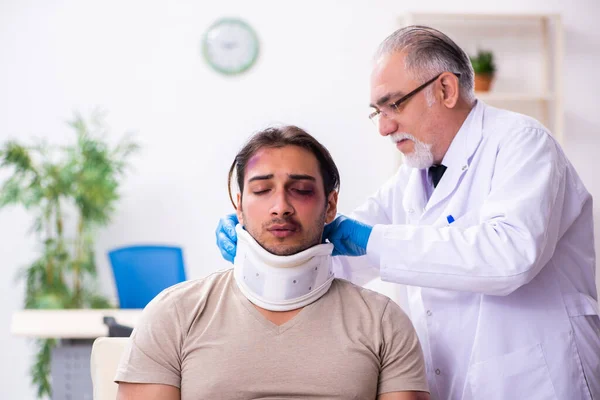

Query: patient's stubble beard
(242, 208), (327, 256)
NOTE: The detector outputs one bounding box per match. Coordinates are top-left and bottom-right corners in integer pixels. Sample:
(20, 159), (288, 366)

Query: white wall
(1, 1), (598, 398)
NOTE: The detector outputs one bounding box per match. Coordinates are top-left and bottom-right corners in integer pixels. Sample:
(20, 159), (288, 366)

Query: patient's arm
(114, 292), (183, 397)
(378, 391), (430, 400)
(117, 382), (180, 400)
(377, 300), (429, 399)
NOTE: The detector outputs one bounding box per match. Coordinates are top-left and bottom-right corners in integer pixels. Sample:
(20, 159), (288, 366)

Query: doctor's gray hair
(228, 125), (340, 209)
(375, 25), (475, 103)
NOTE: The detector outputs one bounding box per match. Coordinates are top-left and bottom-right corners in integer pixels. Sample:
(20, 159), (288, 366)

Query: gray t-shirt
(115, 269), (428, 399)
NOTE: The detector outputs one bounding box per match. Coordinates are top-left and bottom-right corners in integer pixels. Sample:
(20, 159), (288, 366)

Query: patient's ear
(325, 191), (338, 223)
(236, 193), (244, 225)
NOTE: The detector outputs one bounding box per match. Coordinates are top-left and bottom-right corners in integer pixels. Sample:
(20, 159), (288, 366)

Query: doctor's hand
(215, 213), (239, 263)
(322, 215), (373, 257)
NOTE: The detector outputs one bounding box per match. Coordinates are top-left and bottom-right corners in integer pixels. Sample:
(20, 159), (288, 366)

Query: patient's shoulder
(328, 278), (406, 318)
(331, 277), (392, 301)
(157, 267), (232, 297)
(140, 268), (234, 319)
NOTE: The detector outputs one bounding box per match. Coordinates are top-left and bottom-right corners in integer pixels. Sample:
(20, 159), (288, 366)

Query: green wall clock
(202, 18), (260, 75)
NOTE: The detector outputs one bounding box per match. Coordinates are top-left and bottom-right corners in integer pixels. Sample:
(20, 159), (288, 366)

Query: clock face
(202, 18), (260, 75)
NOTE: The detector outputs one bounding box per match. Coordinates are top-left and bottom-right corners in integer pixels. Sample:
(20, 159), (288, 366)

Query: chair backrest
(90, 337), (129, 400)
(108, 245), (186, 309)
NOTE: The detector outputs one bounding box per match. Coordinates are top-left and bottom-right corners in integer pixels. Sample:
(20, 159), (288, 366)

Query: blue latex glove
(322, 215), (373, 257)
(215, 213), (239, 263)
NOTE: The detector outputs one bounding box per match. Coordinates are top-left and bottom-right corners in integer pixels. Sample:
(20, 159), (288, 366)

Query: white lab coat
(335, 101), (600, 399)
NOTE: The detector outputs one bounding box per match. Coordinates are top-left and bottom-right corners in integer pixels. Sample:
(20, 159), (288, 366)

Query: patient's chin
(262, 242), (312, 257)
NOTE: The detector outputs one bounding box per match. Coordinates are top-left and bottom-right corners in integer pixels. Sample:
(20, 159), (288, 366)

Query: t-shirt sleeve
(378, 300), (429, 394)
(114, 289), (183, 388)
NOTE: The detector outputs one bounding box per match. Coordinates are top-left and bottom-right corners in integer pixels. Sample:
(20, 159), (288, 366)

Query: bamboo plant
(0, 111), (139, 398)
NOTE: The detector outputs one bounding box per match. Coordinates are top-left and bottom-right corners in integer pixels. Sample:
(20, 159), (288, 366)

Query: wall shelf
(399, 13), (563, 142)
(475, 92), (554, 102)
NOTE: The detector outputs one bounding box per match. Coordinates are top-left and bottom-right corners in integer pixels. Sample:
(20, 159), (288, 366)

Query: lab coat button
(408, 208), (414, 214)
(435, 369), (441, 375)
(462, 165), (468, 171)
(426, 310), (432, 316)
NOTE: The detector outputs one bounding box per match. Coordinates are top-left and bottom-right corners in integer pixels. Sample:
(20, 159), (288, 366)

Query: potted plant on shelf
(0, 110), (139, 398)
(470, 49), (496, 92)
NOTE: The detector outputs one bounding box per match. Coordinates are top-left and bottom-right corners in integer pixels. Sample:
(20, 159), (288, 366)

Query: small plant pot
(474, 73), (494, 92)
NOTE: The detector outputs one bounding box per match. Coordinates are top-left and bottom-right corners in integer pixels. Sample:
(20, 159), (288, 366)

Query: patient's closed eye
(292, 188), (313, 195)
(289, 183), (315, 196)
(250, 185), (271, 195)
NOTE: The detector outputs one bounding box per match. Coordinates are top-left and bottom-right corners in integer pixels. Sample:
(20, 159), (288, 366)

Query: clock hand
(222, 41), (238, 50)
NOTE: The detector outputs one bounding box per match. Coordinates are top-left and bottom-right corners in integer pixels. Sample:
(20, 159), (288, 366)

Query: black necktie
(429, 164), (447, 188)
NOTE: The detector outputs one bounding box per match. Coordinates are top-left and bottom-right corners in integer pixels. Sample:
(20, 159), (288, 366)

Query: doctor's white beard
(390, 133), (434, 169)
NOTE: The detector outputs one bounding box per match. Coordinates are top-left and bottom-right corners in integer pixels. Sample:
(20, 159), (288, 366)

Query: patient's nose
(270, 190), (294, 217)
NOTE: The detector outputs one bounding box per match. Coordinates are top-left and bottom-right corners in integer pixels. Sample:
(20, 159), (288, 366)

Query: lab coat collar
(425, 100), (486, 210)
(402, 168), (430, 221)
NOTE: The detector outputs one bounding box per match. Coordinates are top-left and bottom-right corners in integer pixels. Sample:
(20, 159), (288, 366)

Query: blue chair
(108, 245), (186, 309)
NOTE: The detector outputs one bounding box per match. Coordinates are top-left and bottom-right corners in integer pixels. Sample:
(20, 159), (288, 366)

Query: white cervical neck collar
(233, 224), (334, 312)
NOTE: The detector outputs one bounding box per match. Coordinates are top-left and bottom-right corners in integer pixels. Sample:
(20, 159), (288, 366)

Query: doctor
(216, 26), (600, 399)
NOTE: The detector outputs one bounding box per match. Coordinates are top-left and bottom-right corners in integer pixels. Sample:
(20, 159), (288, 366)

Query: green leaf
(0, 141), (36, 173)
(0, 176), (24, 207)
(31, 339), (56, 399)
(32, 293), (67, 309)
(87, 292), (113, 309)
(470, 49), (496, 74)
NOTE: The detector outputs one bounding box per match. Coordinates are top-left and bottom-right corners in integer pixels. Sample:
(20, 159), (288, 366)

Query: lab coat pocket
(434, 209), (479, 229)
(468, 343), (557, 400)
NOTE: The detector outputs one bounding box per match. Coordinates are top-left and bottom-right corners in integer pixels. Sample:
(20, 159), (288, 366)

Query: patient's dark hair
(228, 125), (340, 208)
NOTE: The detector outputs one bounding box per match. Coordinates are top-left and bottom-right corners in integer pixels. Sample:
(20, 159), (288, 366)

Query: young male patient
(115, 126), (430, 400)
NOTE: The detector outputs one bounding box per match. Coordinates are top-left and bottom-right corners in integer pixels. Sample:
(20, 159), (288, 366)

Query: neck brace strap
(233, 224), (335, 312)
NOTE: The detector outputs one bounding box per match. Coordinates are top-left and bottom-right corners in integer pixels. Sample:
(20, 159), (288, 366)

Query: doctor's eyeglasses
(369, 72), (461, 126)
